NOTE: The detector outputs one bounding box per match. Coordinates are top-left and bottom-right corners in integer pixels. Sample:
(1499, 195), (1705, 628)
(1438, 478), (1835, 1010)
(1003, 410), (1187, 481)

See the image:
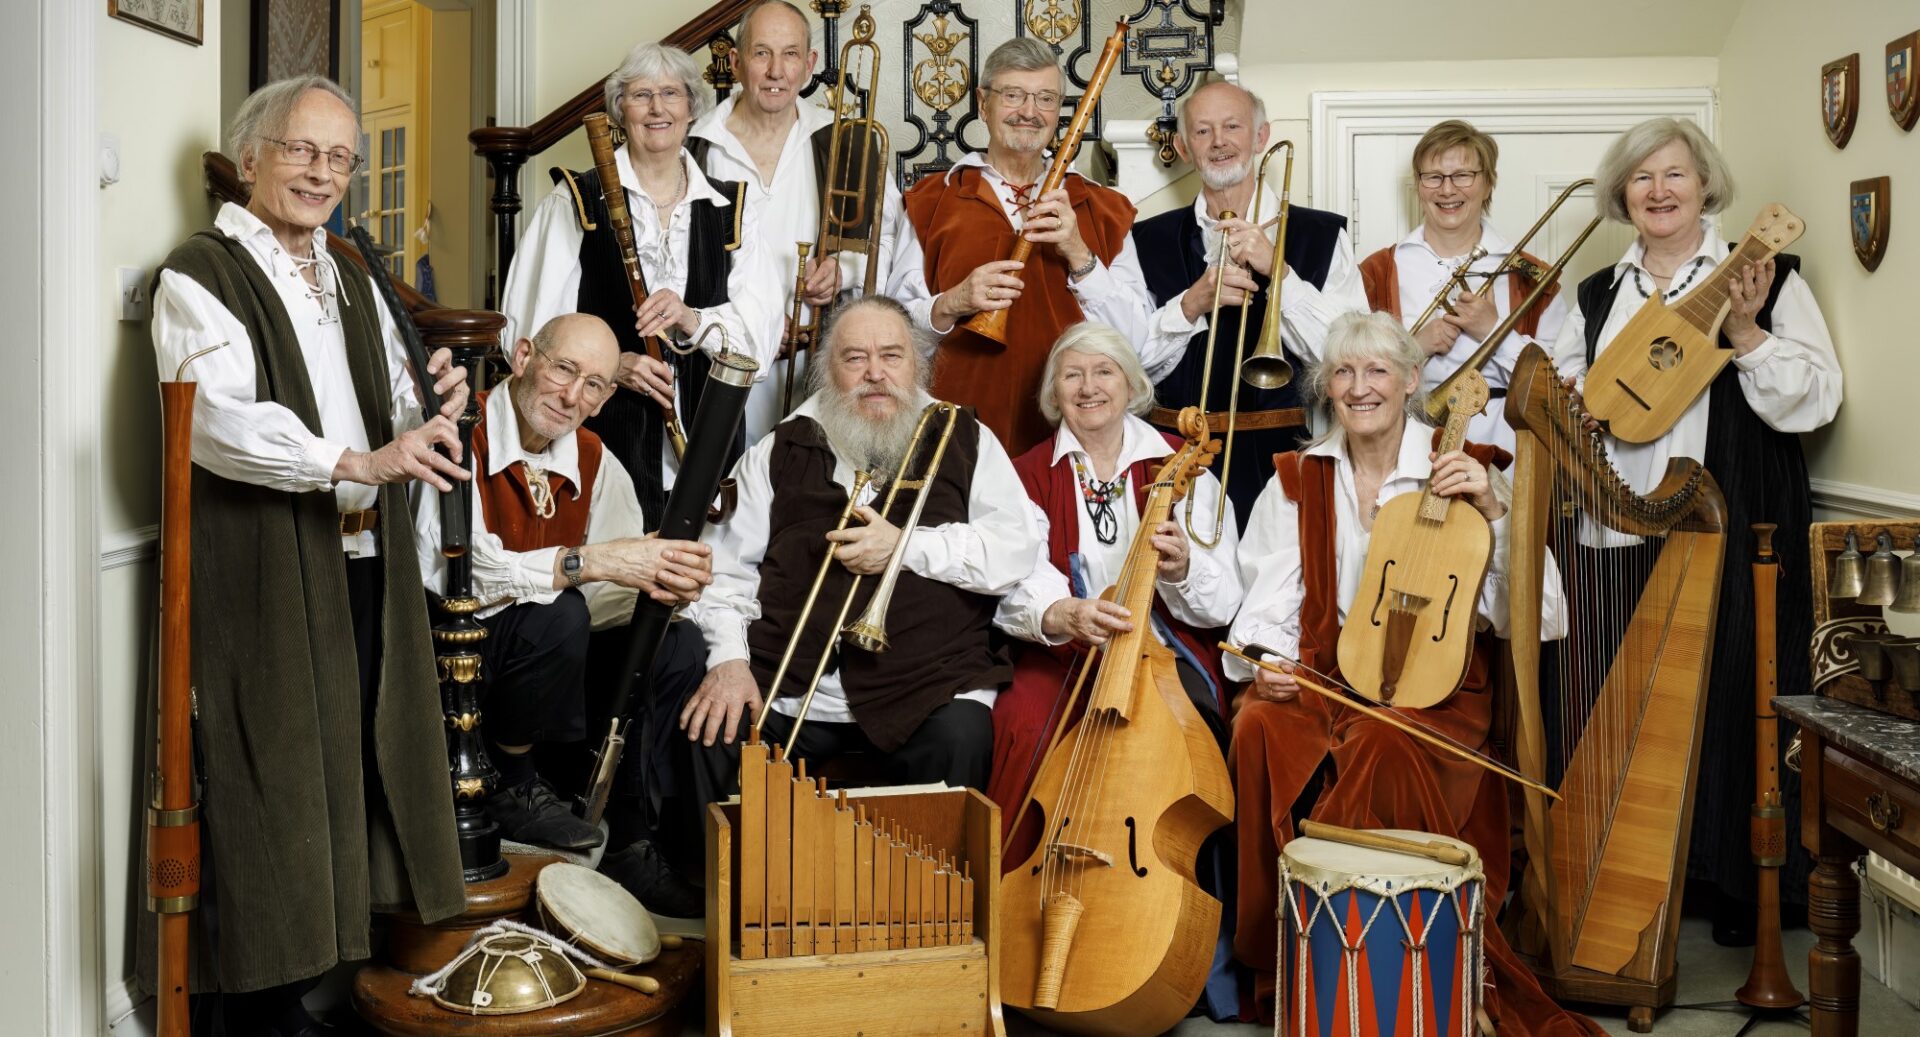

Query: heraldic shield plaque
(1889, 31), (1919, 132)
(1851, 177), (1890, 273)
(1823, 53), (1860, 148)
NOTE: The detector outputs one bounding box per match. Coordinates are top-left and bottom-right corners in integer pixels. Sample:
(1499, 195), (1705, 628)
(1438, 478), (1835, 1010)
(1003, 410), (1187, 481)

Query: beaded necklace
(1631, 256), (1708, 301)
(1072, 457), (1128, 546)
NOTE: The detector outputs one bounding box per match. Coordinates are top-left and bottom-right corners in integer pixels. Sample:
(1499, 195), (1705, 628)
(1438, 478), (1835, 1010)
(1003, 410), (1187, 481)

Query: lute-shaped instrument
(1582, 203), (1804, 443)
(1337, 368), (1493, 708)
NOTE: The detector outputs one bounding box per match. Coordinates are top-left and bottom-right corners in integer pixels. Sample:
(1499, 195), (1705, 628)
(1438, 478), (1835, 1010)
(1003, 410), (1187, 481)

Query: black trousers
(690, 697), (995, 810)
(477, 589), (593, 744)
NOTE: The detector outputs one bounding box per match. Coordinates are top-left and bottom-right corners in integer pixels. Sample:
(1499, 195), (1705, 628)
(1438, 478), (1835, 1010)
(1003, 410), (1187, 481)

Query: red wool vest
(472, 389), (604, 553)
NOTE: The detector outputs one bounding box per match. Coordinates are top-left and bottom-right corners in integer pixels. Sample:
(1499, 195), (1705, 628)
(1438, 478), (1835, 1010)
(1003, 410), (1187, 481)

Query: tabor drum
(534, 862), (663, 968)
(1277, 831), (1484, 1037)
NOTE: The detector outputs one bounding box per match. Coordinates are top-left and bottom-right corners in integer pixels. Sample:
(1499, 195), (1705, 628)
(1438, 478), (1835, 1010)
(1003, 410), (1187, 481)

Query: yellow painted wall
(1719, 0), (1920, 504)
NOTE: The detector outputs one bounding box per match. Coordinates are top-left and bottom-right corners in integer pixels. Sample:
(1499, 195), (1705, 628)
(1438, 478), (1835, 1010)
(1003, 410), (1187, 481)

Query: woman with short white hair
(990, 321), (1242, 871)
(1553, 115), (1841, 943)
(501, 41), (782, 524)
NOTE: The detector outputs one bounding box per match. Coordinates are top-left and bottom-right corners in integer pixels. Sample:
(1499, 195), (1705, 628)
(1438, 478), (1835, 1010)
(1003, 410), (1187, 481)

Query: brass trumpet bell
(1830, 531), (1865, 599)
(1859, 530), (1901, 607)
(1891, 535), (1920, 613)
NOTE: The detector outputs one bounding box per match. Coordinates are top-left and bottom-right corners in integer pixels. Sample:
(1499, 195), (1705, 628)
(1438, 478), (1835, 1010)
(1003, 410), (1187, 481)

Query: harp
(1504, 343), (1727, 1031)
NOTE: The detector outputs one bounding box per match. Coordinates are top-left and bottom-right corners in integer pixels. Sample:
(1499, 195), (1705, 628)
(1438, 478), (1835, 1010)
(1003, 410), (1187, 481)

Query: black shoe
(600, 839), (704, 918)
(487, 775), (605, 851)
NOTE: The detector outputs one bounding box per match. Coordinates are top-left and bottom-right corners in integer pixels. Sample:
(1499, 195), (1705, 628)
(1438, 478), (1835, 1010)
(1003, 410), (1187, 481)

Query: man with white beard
(1132, 81), (1369, 522)
(679, 295), (1039, 807)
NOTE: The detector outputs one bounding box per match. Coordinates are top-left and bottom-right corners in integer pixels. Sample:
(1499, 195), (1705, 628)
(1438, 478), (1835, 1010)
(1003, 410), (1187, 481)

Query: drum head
(1282, 830), (1481, 891)
(535, 862), (661, 967)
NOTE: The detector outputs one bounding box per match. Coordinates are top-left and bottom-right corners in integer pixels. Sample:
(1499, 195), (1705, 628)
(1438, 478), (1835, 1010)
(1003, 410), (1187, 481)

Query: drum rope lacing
(407, 917), (617, 1002)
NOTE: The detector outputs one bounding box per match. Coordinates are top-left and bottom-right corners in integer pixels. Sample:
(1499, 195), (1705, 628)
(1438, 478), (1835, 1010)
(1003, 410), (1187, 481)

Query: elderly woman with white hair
(147, 75), (470, 1035)
(990, 322), (1243, 866)
(1225, 312), (1591, 1032)
(502, 41), (781, 525)
(1552, 116), (1841, 944)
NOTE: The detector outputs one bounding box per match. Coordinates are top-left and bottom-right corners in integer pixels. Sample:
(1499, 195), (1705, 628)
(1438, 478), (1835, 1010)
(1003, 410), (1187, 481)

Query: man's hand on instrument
(424, 346), (469, 420)
(931, 260), (1026, 329)
(578, 536), (714, 603)
(826, 505), (901, 574)
(1430, 449), (1506, 522)
(1022, 189), (1091, 272)
(1443, 289), (1499, 341)
(1150, 520), (1192, 582)
(1040, 598), (1134, 647)
(1249, 657), (1300, 703)
(1414, 316), (1464, 357)
(618, 352), (676, 405)
(336, 415), (468, 490)
(1180, 264), (1259, 321)
(1215, 216), (1278, 278)
(681, 660), (763, 747)
(1722, 257), (1776, 354)
(802, 254), (841, 307)
(635, 288), (699, 339)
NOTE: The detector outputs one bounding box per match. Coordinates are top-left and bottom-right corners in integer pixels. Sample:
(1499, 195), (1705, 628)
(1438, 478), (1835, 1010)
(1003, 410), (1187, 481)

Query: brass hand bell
(1892, 534), (1920, 614)
(1858, 530), (1901, 607)
(1830, 530), (1865, 599)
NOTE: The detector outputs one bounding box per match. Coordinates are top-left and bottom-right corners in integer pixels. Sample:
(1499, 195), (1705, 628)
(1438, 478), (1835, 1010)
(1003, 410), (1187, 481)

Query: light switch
(118, 267), (148, 322)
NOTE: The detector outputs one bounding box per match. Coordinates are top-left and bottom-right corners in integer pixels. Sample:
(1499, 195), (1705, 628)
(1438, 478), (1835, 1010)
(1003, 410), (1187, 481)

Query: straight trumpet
(1184, 139), (1294, 549)
(752, 401), (961, 750)
(781, 5), (891, 416)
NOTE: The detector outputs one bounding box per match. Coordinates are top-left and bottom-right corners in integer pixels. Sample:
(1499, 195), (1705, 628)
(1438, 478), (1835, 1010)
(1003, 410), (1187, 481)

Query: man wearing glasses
(413, 314), (714, 877)
(891, 37), (1153, 454)
(1132, 81), (1369, 524)
(148, 76), (469, 1035)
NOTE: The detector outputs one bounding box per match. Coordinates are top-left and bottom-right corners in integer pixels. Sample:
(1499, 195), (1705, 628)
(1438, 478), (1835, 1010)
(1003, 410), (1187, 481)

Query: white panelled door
(1312, 89), (1715, 289)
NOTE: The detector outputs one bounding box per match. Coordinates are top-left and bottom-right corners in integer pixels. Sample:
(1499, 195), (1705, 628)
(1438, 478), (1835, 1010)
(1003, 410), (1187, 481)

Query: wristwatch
(562, 547), (584, 588)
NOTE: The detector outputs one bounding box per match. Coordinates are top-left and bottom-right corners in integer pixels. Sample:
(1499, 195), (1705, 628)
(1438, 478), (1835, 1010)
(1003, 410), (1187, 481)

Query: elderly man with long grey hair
(1552, 115), (1842, 945)
(890, 36), (1154, 454)
(502, 40), (782, 528)
(147, 74), (470, 1036)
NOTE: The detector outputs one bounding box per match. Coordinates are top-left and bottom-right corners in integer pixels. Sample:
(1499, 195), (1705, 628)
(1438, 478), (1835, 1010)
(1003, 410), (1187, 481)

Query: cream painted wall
(531, 0), (692, 175)
(1719, 0), (1920, 505)
(97, 2), (226, 1022)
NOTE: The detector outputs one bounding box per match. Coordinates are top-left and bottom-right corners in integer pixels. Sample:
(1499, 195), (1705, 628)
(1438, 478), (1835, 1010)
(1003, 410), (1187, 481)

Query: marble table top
(1776, 695), (1920, 786)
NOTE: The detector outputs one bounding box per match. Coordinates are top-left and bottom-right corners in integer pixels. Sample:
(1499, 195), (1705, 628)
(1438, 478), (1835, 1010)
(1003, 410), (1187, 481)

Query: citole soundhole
(1648, 337), (1682, 370)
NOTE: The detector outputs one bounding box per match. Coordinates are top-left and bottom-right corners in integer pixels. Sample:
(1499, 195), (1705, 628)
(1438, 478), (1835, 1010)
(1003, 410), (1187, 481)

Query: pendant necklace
(1073, 457), (1127, 546)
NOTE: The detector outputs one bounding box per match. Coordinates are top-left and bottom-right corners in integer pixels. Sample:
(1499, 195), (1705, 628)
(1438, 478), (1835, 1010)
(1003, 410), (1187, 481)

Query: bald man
(415, 313), (713, 856)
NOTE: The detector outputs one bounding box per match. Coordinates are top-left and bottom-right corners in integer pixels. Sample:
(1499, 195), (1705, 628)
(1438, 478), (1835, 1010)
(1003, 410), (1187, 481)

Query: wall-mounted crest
(1889, 31), (1919, 132)
(1850, 176), (1890, 272)
(1822, 53), (1859, 149)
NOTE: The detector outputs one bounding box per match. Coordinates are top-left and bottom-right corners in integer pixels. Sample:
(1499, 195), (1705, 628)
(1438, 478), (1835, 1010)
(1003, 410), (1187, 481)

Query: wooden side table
(1774, 696), (1920, 1037)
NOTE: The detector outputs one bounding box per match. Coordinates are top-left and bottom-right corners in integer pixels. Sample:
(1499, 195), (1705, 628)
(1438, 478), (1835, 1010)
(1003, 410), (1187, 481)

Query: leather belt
(338, 509), (380, 536)
(1148, 406), (1307, 433)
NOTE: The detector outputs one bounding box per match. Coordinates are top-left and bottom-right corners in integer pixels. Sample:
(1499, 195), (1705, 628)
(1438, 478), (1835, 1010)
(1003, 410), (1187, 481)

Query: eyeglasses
(266, 137), (362, 174)
(534, 347), (616, 403)
(622, 87), (688, 109)
(1416, 170), (1483, 190)
(986, 86), (1063, 112)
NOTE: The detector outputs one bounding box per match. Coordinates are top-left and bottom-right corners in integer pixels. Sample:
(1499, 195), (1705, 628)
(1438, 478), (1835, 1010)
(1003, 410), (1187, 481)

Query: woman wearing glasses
(502, 41), (780, 525)
(1358, 119), (1570, 452)
(147, 76), (470, 1035)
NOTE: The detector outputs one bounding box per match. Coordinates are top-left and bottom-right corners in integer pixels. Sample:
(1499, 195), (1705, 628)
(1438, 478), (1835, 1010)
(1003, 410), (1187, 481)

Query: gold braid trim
(555, 168), (598, 232)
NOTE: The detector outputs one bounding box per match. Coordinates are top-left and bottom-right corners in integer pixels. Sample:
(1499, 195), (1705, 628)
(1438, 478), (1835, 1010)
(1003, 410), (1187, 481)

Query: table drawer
(1824, 745), (1920, 864)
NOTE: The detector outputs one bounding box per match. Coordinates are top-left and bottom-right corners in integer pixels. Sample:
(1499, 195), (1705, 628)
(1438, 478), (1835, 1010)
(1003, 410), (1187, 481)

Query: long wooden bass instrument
(1581, 204), (1803, 443)
(962, 21), (1129, 346)
(1337, 368), (1492, 707)
(1736, 522), (1805, 1010)
(999, 408), (1233, 1037)
(1504, 342), (1726, 1031)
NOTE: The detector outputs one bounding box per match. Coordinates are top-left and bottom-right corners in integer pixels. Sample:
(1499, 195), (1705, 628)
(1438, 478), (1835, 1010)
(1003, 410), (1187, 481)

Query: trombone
(1408, 178), (1593, 337)
(1418, 179), (1601, 424)
(1185, 139), (1294, 549)
(781, 4), (891, 416)
(751, 401), (961, 751)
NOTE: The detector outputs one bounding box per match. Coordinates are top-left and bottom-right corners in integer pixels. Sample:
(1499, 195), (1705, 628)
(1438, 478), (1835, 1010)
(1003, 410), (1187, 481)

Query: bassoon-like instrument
(962, 21), (1129, 346)
(579, 328), (758, 827)
(1736, 522), (1805, 1010)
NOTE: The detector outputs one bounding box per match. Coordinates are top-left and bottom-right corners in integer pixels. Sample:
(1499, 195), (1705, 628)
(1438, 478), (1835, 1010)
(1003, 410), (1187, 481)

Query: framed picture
(251, 0), (342, 90)
(108, 0), (204, 46)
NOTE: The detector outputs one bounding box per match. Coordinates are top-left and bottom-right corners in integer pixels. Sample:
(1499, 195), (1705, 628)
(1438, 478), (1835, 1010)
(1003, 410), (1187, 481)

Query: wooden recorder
(704, 736), (1003, 1036)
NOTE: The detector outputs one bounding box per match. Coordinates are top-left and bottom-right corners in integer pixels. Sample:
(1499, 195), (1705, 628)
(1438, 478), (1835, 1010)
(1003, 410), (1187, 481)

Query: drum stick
(1299, 820), (1473, 867)
(584, 967), (660, 995)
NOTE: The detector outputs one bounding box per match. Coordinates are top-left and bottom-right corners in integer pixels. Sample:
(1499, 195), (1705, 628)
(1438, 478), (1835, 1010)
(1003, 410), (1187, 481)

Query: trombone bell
(1239, 140), (1295, 392)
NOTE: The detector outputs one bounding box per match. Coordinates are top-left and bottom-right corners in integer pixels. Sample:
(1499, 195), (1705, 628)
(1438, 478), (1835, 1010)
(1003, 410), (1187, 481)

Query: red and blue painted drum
(1277, 832), (1484, 1037)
